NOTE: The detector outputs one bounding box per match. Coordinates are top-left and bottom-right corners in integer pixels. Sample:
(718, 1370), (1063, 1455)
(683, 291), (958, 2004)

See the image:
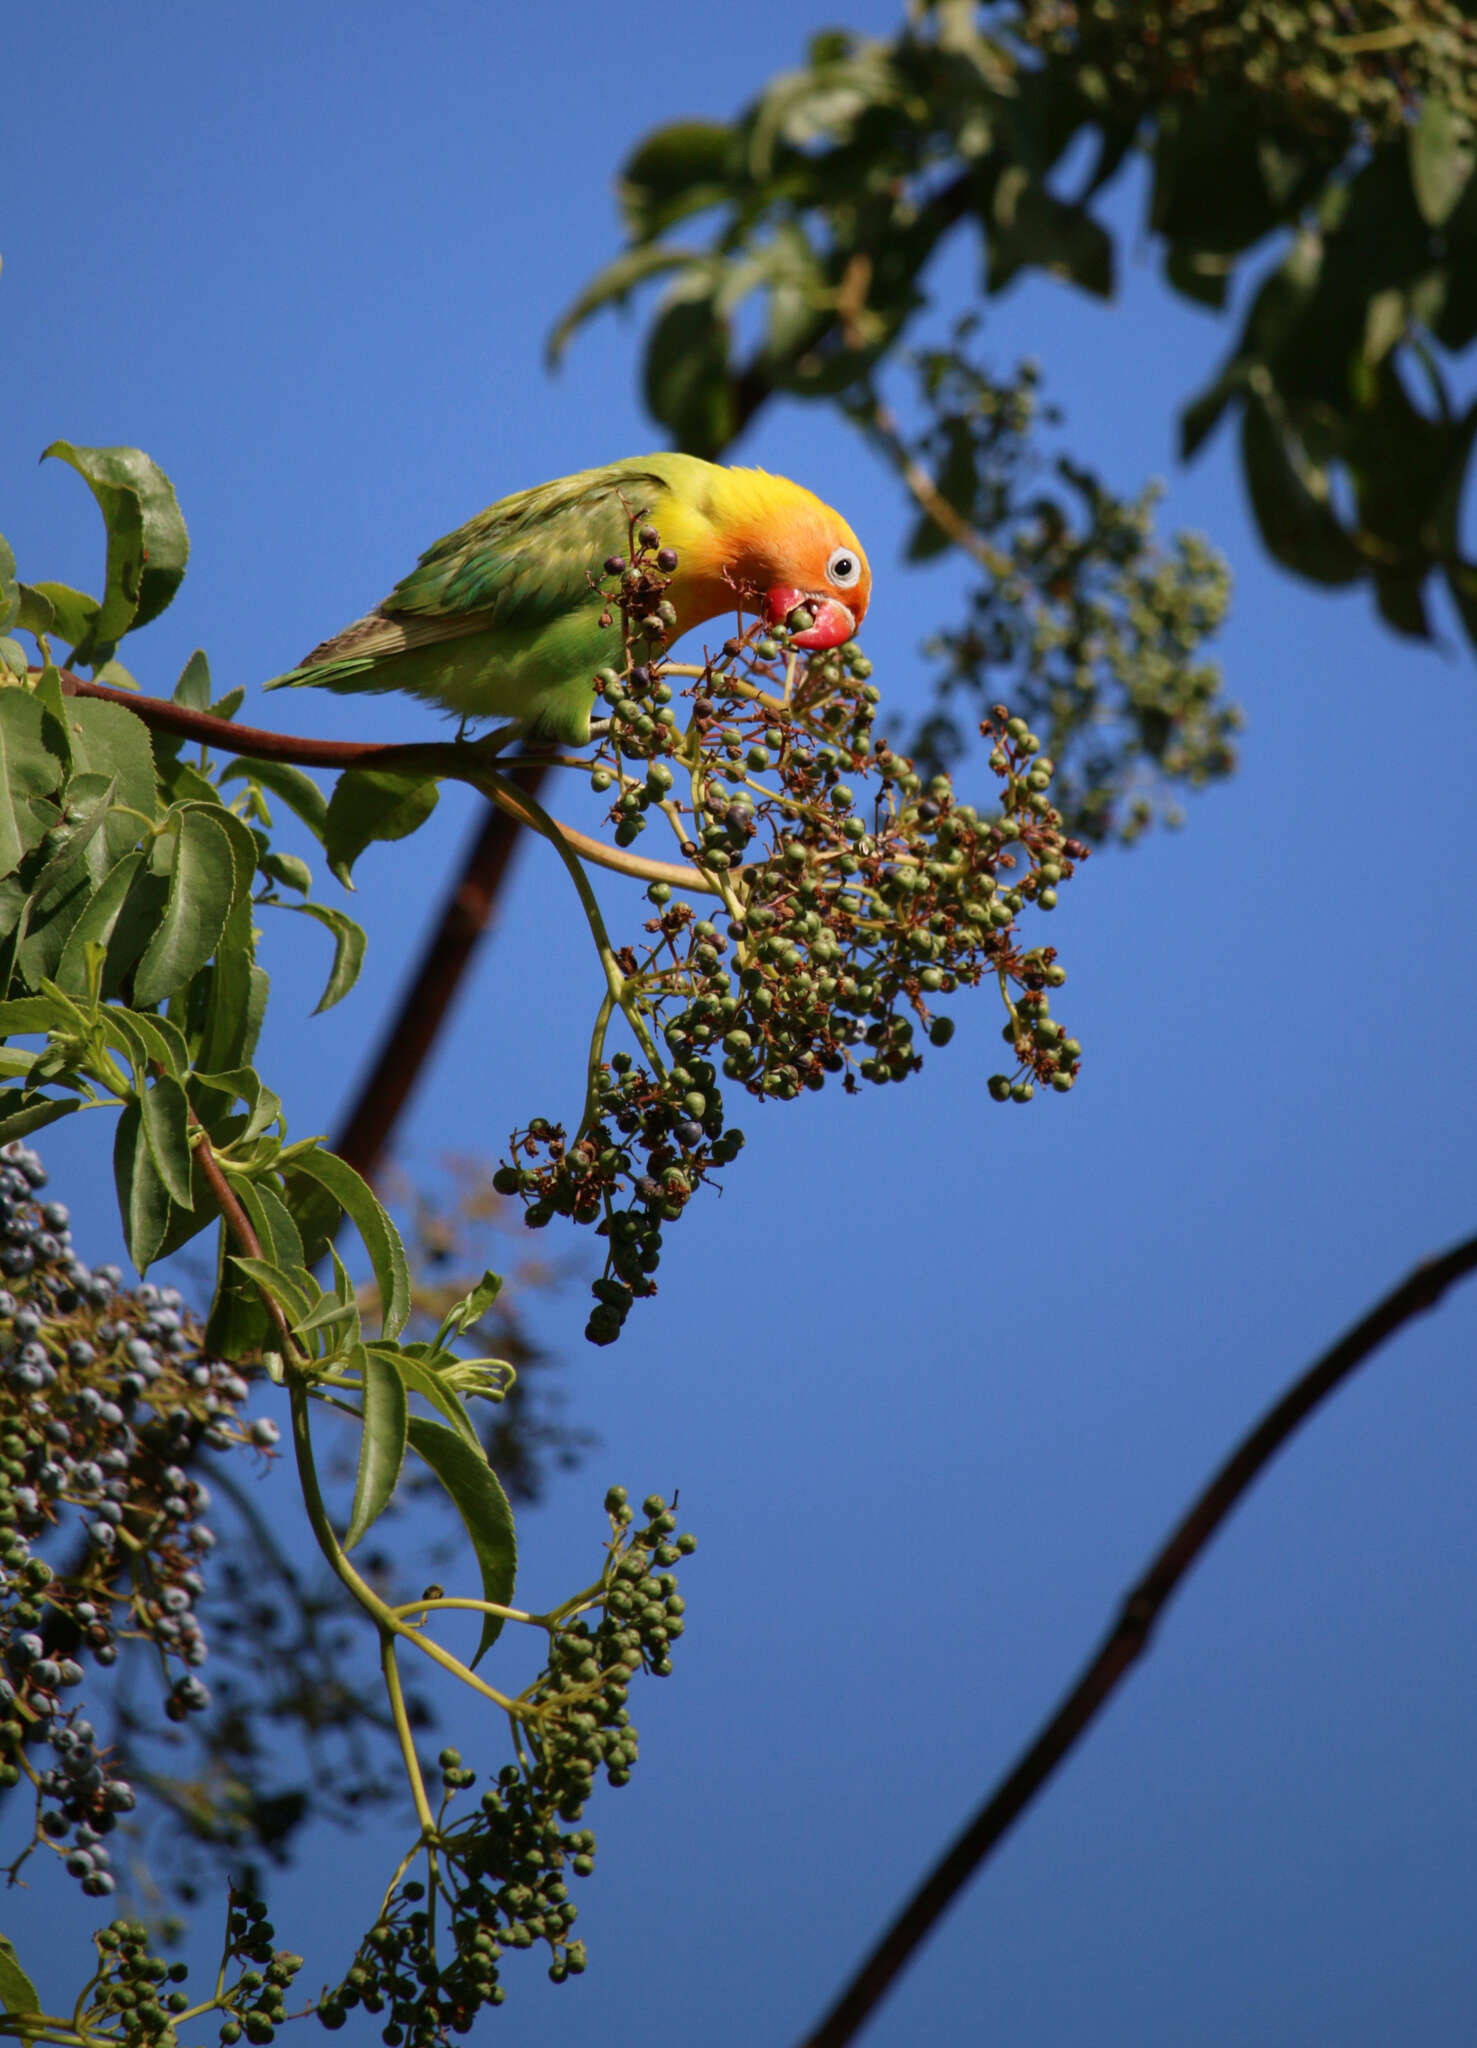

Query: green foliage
(0, 438), (1086, 2037)
(558, 0), (1477, 836)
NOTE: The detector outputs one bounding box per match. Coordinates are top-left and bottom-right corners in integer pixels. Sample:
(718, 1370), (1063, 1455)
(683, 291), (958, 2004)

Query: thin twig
(795, 1227), (1477, 2048)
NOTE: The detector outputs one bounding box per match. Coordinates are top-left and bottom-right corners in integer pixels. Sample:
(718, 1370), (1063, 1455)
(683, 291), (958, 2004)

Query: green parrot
(266, 452), (871, 745)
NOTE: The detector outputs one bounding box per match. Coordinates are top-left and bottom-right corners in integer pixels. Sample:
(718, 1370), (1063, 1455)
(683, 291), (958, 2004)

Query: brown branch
(796, 1227), (1477, 2048)
(190, 1118), (297, 1357)
(45, 669), (717, 890)
(332, 770), (546, 1177)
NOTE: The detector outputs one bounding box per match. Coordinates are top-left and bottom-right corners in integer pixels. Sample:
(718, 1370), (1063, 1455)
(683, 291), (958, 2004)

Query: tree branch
(332, 776), (545, 1176)
(795, 1226), (1477, 2048)
(44, 668), (722, 891)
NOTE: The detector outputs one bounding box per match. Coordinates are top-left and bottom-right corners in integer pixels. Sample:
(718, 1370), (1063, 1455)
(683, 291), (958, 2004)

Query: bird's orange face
(660, 469), (872, 650)
(759, 517), (871, 650)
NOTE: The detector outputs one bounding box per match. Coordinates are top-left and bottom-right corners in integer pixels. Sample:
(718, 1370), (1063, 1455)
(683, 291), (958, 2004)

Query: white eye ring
(826, 546), (862, 590)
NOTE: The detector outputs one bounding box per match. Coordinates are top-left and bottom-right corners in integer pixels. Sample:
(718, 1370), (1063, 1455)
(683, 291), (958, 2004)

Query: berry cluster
(317, 1489), (694, 2040)
(0, 1138), (272, 1893)
(70, 1897), (301, 2046)
(500, 523), (1086, 1340)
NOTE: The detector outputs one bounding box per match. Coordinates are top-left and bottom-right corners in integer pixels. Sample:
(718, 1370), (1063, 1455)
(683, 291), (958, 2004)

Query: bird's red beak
(764, 586), (856, 650)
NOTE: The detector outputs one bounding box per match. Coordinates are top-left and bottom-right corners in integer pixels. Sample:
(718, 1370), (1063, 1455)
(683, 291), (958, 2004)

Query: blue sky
(5, 5), (1477, 2044)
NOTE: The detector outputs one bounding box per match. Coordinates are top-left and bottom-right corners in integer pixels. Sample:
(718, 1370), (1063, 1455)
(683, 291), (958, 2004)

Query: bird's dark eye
(827, 547), (861, 589)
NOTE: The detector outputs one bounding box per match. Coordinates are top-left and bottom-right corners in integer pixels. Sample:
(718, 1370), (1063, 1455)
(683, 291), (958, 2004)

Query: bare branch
(795, 1226), (1477, 2048)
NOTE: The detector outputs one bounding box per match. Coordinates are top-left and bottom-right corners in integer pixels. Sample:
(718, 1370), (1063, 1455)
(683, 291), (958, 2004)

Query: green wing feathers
(384, 465), (672, 624)
(266, 459), (687, 740)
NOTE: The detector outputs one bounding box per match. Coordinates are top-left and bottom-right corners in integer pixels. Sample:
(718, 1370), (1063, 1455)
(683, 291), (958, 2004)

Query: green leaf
(195, 897), (256, 1074)
(64, 697), (159, 857)
(1239, 397), (1366, 588)
(14, 585), (55, 639)
(133, 808), (237, 1005)
(0, 1932), (39, 2015)
(0, 1091), (82, 1145)
(114, 1099), (170, 1272)
(96, 999), (190, 1084)
(1410, 99), (1477, 229)
(219, 759), (329, 844)
(373, 1345), (483, 1454)
(323, 770), (440, 883)
(27, 582), (102, 656)
(42, 443), (189, 648)
(14, 778), (120, 989)
(259, 850), (312, 894)
(138, 1073), (193, 1207)
(0, 691), (65, 880)
(174, 649), (211, 709)
(287, 1147), (411, 1338)
(237, 1175), (306, 1273)
(54, 851), (145, 997)
(547, 244), (704, 367)
(436, 1269), (503, 1348)
(344, 1349), (409, 1550)
(176, 799), (259, 914)
(229, 1253), (318, 1322)
(984, 166), (1112, 298)
(279, 900), (367, 1012)
(0, 538), (17, 635)
(0, 993), (81, 1038)
(193, 1066), (283, 1146)
(641, 284), (736, 460)
(406, 1416), (516, 1660)
(617, 118), (736, 240)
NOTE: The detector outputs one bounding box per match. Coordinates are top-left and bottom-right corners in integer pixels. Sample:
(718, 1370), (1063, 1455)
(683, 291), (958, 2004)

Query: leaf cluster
(556, 0), (1477, 831)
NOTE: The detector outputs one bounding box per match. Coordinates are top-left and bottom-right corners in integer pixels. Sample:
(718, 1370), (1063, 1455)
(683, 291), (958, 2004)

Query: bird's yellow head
(660, 465), (871, 650)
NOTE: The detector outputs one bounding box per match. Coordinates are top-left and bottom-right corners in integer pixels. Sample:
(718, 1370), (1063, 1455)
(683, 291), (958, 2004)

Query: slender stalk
(380, 1630), (436, 1839)
(795, 1226), (1477, 2048)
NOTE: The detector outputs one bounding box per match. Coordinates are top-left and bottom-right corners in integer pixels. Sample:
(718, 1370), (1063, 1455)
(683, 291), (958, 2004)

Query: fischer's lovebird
(267, 453), (870, 745)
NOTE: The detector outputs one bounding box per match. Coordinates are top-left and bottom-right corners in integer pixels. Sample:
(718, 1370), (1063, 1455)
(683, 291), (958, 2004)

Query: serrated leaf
(0, 691), (65, 880)
(64, 698), (159, 857)
(0, 1092), (82, 1145)
(107, 1000), (191, 1080)
(406, 1416), (516, 1660)
(27, 582), (102, 655)
(219, 759), (330, 845)
(288, 1147), (411, 1338)
(174, 649), (211, 709)
(344, 1349), (409, 1550)
(233, 1174), (307, 1282)
(133, 807), (237, 1005)
(279, 900), (367, 1012)
(0, 1932), (39, 2014)
(0, 993), (81, 1038)
(15, 585), (55, 639)
(196, 897), (256, 1074)
(42, 443), (189, 649)
(323, 769), (439, 883)
(376, 1344), (483, 1454)
(230, 1253), (318, 1322)
(114, 1099), (170, 1272)
(54, 852), (145, 997)
(138, 1073), (193, 1207)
